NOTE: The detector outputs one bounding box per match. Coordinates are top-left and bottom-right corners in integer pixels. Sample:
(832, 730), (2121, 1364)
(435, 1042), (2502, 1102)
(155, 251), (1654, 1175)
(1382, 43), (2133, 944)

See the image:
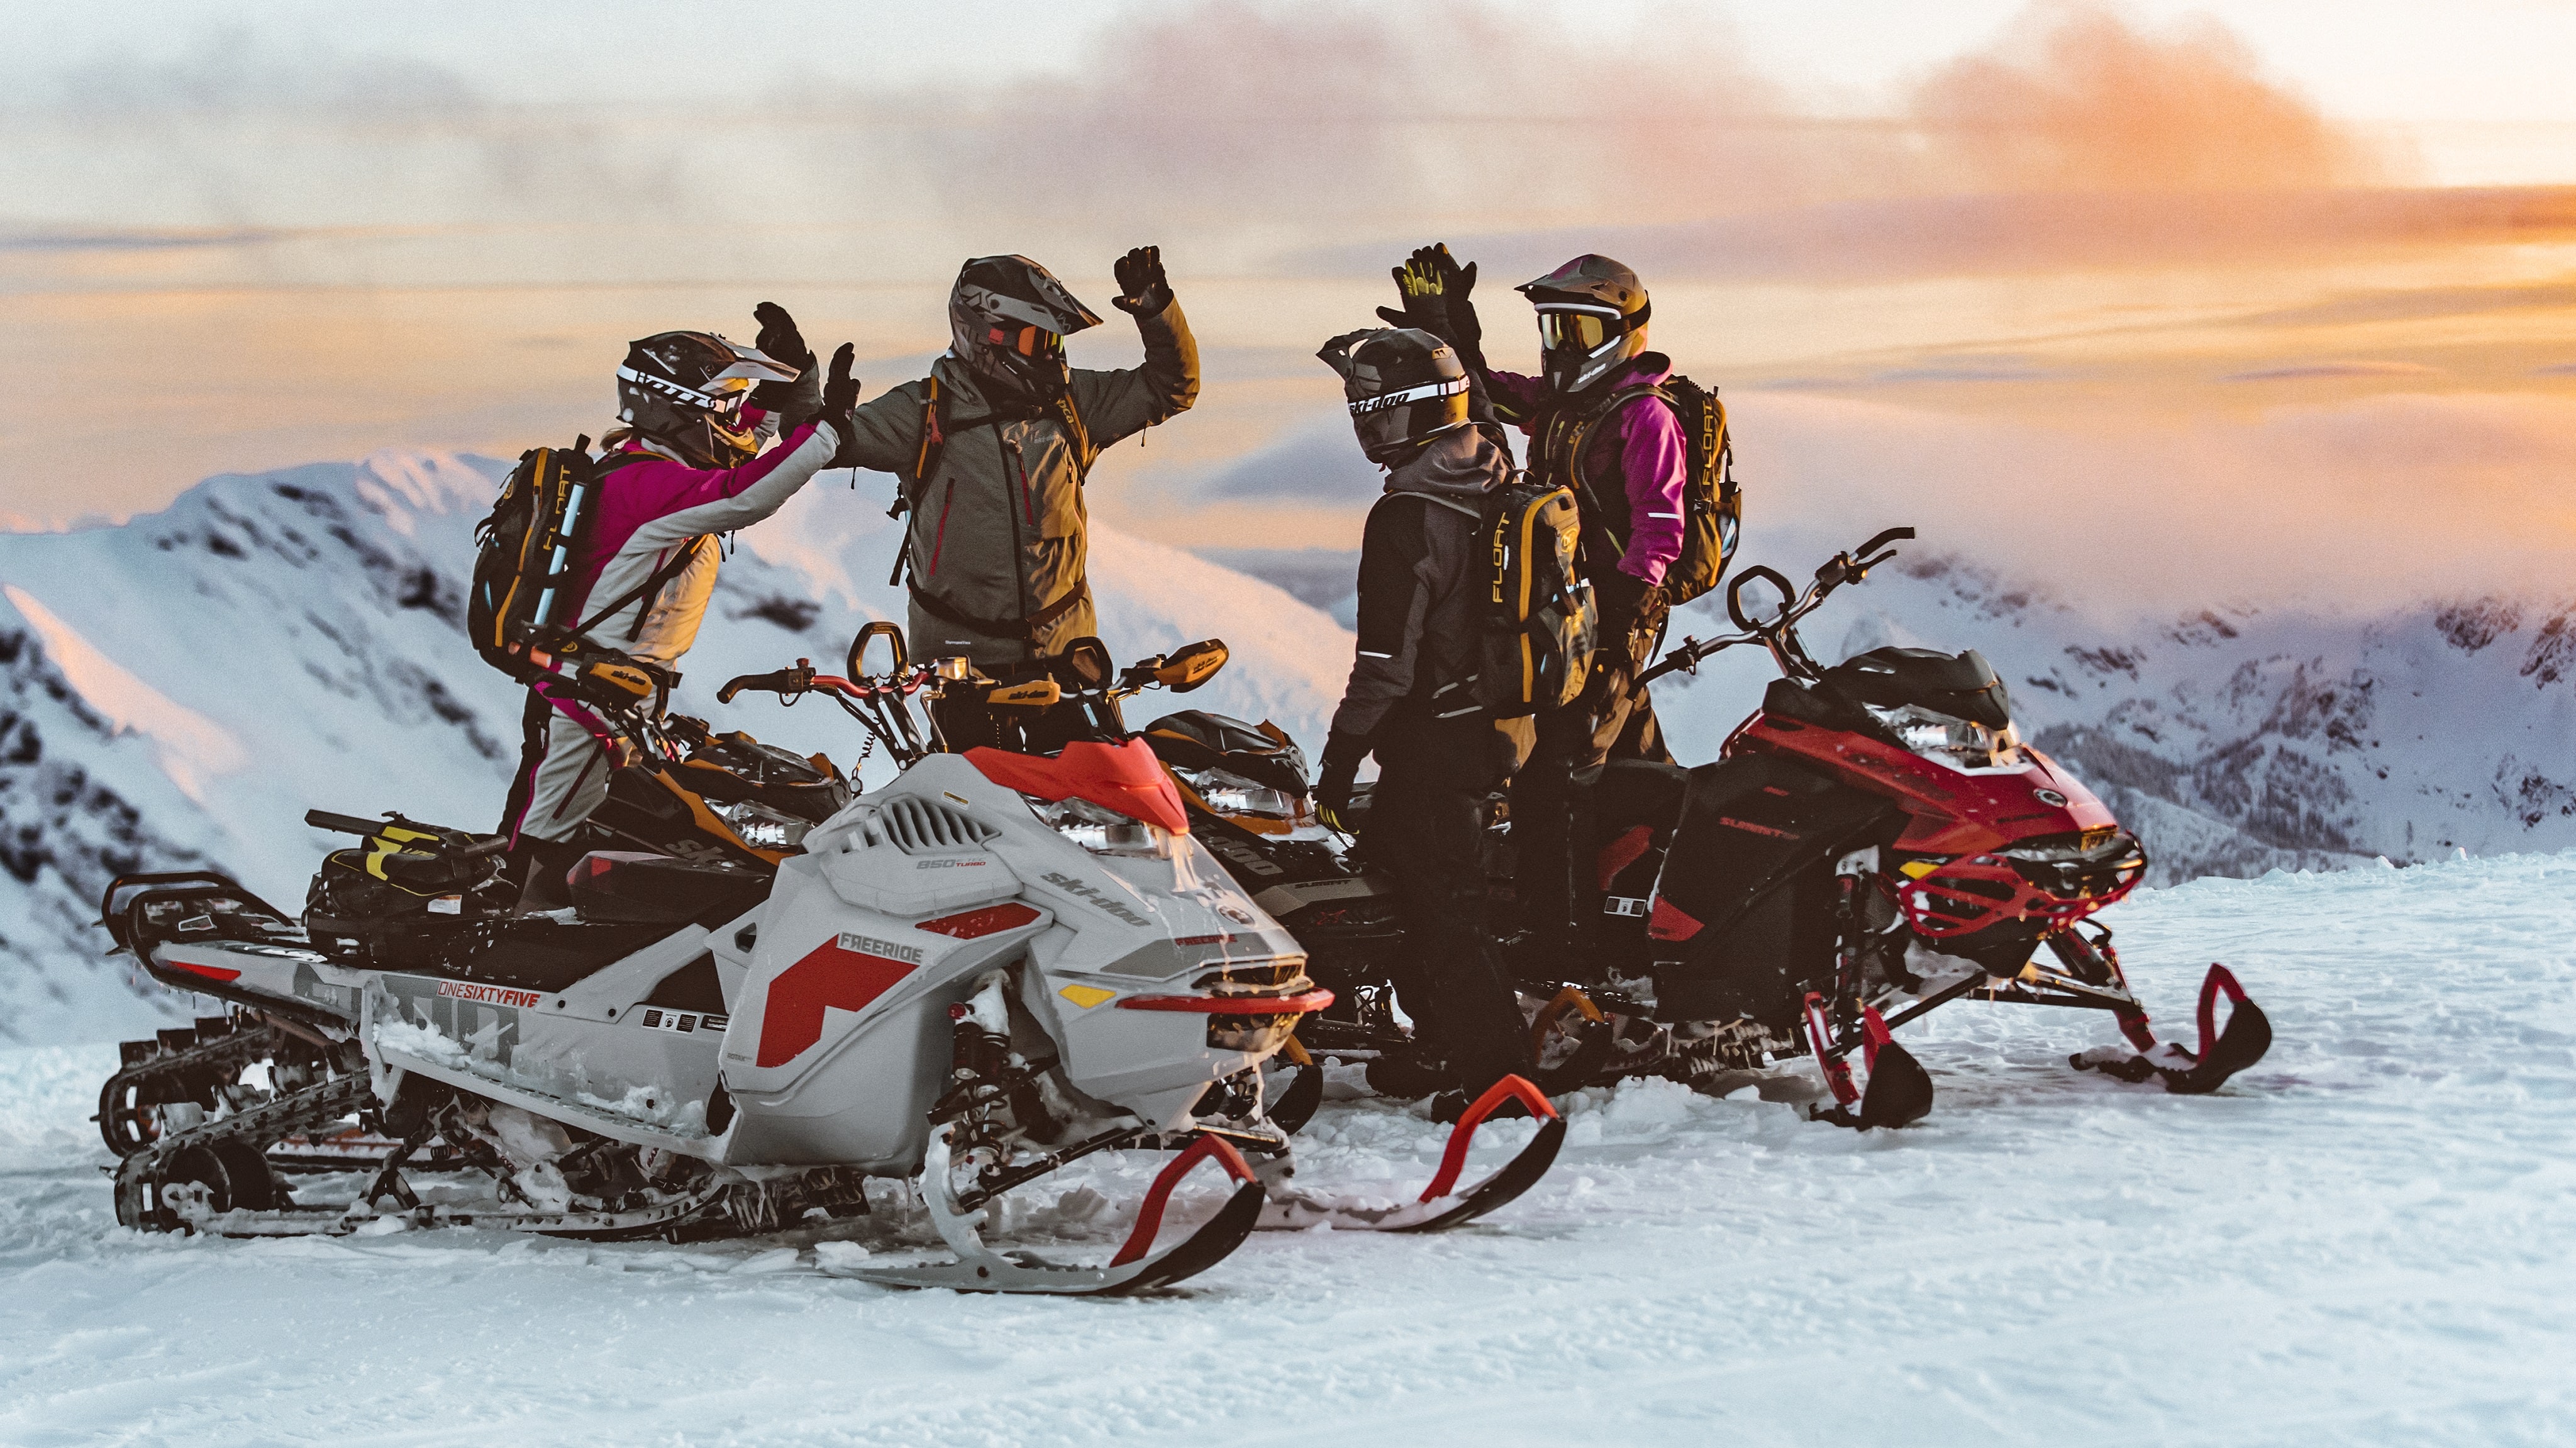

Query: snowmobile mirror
(1155, 639), (1228, 693)
(985, 677), (1063, 709)
(932, 655), (973, 682)
(1726, 567), (1794, 630)
(848, 621), (908, 680)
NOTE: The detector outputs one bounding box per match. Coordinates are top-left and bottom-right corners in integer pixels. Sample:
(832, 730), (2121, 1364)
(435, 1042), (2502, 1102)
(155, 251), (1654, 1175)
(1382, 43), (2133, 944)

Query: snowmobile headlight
(1863, 703), (2022, 770)
(714, 799), (810, 852)
(1175, 766), (1306, 823)
(1028, 794), (1177, 859)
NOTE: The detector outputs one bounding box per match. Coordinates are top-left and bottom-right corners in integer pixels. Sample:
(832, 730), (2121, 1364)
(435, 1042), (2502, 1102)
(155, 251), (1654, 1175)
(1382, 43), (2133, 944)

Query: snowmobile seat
(570, 852), (772, 925)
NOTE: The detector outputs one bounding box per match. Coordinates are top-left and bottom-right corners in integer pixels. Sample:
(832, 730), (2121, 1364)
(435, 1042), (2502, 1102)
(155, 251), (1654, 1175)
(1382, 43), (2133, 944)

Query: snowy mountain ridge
(0, 452), (1347, 1044)
(1639, 543), (2575, 881)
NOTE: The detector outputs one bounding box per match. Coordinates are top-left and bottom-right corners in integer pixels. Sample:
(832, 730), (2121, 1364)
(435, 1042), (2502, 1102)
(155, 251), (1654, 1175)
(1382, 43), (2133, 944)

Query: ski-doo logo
(1040, 871), (1151, 927)
(836, 932), (923, 964)
(436, 981), (547, 1009)
(1201, 832), (1285, 877)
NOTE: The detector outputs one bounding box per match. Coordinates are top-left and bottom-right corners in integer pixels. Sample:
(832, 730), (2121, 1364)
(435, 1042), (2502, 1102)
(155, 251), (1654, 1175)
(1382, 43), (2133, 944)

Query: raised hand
(1113, 246), (1173, 316)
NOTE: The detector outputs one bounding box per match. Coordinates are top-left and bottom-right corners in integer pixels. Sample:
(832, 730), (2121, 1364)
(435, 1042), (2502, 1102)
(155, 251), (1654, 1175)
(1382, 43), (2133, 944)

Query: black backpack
(1558, 376), (1741, 608)
(1474, 481), (1597, 718)
(467, 440), (676, 707)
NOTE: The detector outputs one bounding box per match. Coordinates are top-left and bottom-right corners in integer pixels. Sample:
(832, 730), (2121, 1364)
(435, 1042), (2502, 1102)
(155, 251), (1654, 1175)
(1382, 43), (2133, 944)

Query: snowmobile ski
(2073, 962), (2272, 1094)
(833, 1127), (1267, 1295)
(1257, 1074), (1565, 1233)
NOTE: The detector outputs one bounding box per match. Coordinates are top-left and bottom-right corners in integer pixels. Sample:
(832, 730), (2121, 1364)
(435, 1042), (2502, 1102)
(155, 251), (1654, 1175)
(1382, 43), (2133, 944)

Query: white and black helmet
(948, 255), (1103, 403)
(616, 331), (801, 469)
(1318, 327), (1472, 465)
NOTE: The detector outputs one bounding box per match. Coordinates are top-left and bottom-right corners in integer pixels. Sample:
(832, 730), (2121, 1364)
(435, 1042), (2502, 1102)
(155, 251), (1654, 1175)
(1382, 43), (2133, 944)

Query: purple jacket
(1487, 355), (1686, 586)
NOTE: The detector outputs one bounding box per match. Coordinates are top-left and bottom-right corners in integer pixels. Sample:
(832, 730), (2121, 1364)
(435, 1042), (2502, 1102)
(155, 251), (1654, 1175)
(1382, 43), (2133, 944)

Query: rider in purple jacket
(1377, 247), (1684, 962)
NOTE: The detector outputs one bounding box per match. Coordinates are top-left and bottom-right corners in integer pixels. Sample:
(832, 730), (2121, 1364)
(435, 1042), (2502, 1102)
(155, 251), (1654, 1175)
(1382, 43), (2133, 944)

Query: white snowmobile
(100, 628), (1563, 1292)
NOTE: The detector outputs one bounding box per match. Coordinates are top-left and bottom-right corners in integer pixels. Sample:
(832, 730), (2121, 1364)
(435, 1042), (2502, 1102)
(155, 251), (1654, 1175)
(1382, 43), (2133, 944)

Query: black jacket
(1328, 428), (1513, 742)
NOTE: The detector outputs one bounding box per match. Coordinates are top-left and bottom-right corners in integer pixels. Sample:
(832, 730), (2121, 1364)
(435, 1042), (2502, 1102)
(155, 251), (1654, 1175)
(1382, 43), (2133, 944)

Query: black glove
(1113, 246), (1173, 316)
(1375, 244), (1482, 362)
(1316, 730), (1368, 833)
(751, 302), (824, 421)
(819, 344), (864, 467)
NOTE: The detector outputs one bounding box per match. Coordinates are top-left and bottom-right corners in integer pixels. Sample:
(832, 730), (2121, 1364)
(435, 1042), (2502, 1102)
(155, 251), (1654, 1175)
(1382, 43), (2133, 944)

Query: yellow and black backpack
(1474, 481), (1597, 718)
(467, 440), (669, 708)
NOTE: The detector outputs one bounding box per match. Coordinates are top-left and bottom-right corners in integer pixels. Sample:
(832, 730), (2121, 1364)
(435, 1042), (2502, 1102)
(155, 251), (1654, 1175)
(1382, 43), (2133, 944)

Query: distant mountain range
(1210, 542), (2572, 884)
(6, 456), (2561, 1041)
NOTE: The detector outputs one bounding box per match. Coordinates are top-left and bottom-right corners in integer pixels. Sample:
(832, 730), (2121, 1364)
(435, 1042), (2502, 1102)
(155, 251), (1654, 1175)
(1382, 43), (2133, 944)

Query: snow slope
(4, 853), (2572, 1445)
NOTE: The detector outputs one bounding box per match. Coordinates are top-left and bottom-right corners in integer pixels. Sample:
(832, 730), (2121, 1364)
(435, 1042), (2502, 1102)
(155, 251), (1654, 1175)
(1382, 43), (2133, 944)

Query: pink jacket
(1487, 357), (1686, 586)
(569, 419), (841, 667)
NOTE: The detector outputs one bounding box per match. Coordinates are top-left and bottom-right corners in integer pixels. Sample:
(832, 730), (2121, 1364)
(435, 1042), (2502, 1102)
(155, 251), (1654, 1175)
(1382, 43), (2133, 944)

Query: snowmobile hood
(965, 740), (1191, 835)
(1383, 427), (1509, 504)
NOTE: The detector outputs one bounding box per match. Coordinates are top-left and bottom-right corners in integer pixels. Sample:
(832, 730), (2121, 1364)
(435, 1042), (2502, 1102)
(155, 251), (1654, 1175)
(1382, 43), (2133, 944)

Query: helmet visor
(1536, 308), (1616, 353)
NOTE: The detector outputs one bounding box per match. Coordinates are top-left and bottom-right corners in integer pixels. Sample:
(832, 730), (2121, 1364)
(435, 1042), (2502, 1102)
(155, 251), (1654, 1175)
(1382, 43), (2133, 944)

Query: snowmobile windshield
(1863, 702), (2023, 771)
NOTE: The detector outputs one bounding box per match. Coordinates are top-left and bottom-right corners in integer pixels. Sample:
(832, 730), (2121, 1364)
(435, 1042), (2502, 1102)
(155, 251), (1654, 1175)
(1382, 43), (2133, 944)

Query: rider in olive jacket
(837, 250), (1198, 679)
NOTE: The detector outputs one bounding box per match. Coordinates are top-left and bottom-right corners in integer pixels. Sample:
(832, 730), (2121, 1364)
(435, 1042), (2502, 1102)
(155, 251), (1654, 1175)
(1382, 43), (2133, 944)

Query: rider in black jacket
(1311, 328), (1533, 1106)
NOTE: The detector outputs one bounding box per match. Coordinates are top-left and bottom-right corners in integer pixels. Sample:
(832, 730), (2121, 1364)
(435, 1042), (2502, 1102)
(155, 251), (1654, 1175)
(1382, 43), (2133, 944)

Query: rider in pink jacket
(500, 308), (856, 905)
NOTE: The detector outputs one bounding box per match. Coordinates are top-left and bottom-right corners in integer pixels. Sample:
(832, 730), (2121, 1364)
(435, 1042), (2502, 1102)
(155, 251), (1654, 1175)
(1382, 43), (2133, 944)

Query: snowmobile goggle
(989, 324), (1064, 359)
(1535, 305), (1635, 354)
(1347, 376), (1468, 415)
(617, 365), (756, 419)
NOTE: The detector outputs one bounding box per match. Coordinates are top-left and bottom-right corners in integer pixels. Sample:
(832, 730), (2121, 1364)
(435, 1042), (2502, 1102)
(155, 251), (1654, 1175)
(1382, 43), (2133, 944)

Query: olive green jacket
(841, 300), (1199, 666)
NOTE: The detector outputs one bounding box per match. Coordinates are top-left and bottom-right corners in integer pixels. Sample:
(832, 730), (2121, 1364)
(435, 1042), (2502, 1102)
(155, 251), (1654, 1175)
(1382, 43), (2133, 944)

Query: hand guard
(1113, 245), (1174, 316)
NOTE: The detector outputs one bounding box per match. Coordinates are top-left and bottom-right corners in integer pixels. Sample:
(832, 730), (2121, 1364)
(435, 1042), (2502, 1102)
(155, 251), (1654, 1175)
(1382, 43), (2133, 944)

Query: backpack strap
(1558, 384), (1670, 581)
(562, 450), (690, 643)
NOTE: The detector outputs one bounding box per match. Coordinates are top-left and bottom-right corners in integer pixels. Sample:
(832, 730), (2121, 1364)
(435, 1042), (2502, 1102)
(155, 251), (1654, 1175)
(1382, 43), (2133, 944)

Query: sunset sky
(4, 0), (2572, 607)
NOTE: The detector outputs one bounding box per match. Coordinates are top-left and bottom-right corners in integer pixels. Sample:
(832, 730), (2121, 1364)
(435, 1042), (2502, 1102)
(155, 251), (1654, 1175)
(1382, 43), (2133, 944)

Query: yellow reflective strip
(1058, 984), (1116, 1010)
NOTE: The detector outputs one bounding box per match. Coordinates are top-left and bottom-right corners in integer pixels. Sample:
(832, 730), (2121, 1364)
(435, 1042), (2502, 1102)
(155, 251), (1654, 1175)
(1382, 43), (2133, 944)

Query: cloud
(1909, 1), (2387, 193)
(1194, 419), (1382, 506)
(2221, 360), (2443, 382)
(1738, 389), (2576, 608)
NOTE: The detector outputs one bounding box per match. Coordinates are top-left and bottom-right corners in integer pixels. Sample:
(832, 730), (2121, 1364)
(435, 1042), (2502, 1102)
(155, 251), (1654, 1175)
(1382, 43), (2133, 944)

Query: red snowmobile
(1152, 528), (2272, 1127)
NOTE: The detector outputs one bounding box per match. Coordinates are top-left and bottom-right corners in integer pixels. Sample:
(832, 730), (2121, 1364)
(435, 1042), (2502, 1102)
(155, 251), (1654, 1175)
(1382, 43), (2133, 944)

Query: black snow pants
(1360, 706), (1531, 1094)
(1509, 658), (1671, 962)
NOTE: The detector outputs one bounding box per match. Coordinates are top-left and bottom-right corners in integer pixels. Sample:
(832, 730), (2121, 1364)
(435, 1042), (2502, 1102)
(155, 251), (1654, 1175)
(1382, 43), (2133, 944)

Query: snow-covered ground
(6, 853), (2572, 1447)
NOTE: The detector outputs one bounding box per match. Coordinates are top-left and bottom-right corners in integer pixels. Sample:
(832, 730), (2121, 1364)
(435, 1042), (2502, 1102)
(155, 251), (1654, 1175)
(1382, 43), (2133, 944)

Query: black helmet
(949, 255), (1102, 403)
(1317, 327), (1471, 466)
(1517, 254), (1650, 394)
(616, 331), (801, 469)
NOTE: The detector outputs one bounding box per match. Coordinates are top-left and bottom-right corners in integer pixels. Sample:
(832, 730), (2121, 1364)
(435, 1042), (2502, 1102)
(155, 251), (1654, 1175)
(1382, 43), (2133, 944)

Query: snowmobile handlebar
(716, 661), (818, 704)
(1639, 525), (1914, 686)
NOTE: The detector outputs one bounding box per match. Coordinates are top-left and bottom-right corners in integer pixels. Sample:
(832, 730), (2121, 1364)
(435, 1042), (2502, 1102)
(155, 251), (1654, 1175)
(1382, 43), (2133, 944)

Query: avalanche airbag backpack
(467, 440), (670, 708)
(1476, 481), (1597, 718)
